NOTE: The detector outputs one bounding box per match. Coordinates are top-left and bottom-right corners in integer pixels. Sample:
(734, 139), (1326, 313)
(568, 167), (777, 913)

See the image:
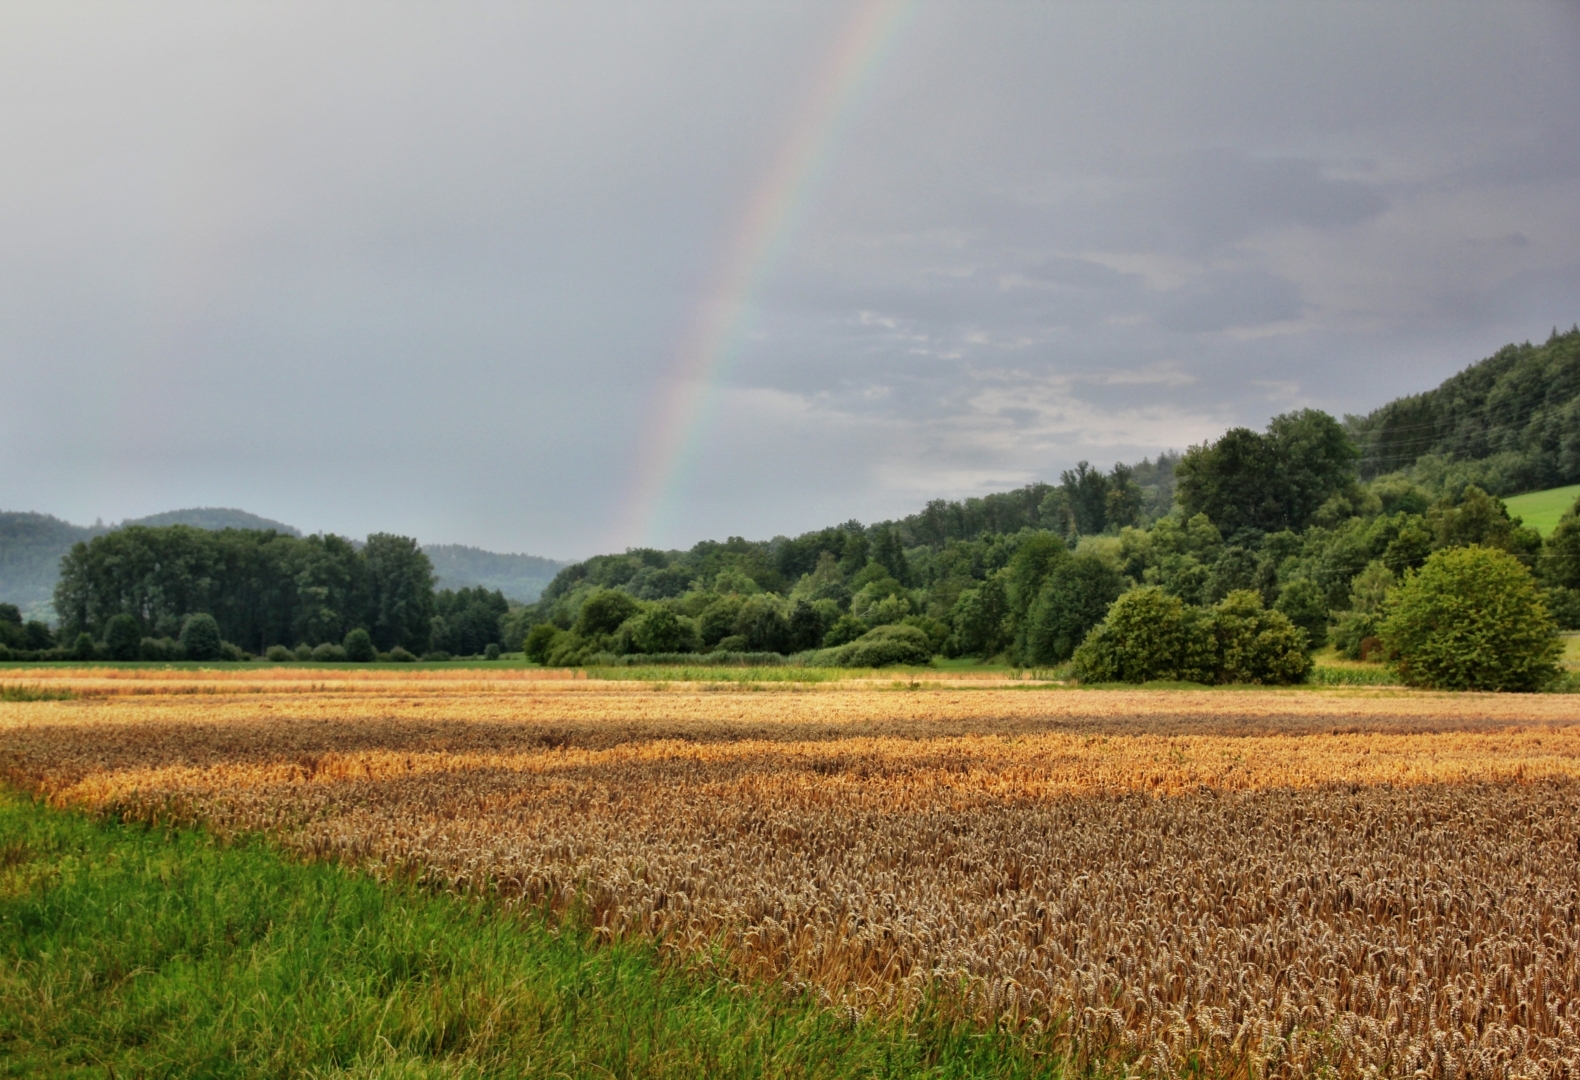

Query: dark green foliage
(69, 632), (97, 661)
(809, 623), (933, 667)
(574, 589), (641, 637)
(697, 594), (745, 647)
(343, 628), (376, 663)
(947, 576), (1010, 658)
(294, 643), (313, 661)
(179, 614), (222, 662)
(1539, 493), (1580, 593)
(1177, 409), (1357, 533)
(786, 599), (828, 652)
(1350, 327), (1580, 489)
(1427, 486), (1541, 562)
(1273, 578), (1329, 651)
(822, 613), (867, 648)
(102, 613), (142, 661)
(22, 621), (54, 651)
(1022, 552), (1125, 664)
(1074, 587), (1310, 685)
(389, 646), (417, 662)
(622, 607), (690, 655)
(484, 643), (501, 660)
(1209, 590), (1312, 684)
(1061, 461), (1110, 535)
(311, 642), (347, 663)
(140, 636), (174, 661)
(431, 586), (510, 656)
(1106, 462), (1143, 529)
(524, 622), (561, 663)
(361, 533), (438, 653)
(1072, 587), (1214, 684)
(732, 595), (790, 653)
(1380, 546), (1561, 691)
(52, 525), (434, 655)
(265, 644), (294, 662)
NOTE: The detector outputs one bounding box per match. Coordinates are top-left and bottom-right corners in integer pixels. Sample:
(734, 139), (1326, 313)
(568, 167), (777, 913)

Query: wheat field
(3, 670), (1578, 1078)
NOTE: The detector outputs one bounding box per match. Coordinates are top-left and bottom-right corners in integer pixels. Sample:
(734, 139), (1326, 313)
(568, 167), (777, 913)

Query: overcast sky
(2, 2), (1577, 559)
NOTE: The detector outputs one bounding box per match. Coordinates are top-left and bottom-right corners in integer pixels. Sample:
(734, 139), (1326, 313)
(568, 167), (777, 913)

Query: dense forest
(7, 329), (1577, 668)
(1348, 326), (1580, 494)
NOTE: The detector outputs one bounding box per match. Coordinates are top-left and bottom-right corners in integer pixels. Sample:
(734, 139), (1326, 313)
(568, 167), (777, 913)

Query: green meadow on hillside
(1502, 484), (1580, 535)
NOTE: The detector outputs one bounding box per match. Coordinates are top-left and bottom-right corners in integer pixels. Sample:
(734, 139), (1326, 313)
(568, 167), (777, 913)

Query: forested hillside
(0, 513), (104, 616)
(125, 508), (301, 535)
(425, 544), (567, 603)
(1349, 326), (1580, 495)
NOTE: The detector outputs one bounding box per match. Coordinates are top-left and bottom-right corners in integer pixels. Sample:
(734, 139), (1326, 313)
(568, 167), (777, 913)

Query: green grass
(1502, 483), (1580, 535)
(0, 792), (1066, 1079)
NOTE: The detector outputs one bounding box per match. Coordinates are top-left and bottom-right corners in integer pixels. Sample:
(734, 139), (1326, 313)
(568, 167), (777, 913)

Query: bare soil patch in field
(4, 672), (1578, 1078)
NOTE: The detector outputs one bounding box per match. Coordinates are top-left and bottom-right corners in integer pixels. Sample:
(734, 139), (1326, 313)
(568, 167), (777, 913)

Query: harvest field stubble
(3, 668), (1580, 1079)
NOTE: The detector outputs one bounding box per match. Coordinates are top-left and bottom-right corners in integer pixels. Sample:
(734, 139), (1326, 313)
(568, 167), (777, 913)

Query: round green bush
(483, 643), (501, 660)
(342, 628), (376, 663)
(179, 614), (222, 662)
(103, 614), (143, 661)
(1208, 590), (1311, 685)
(388, 646), (417, 662)
(1072, 587), (1213, 684)
(265, 644), (294, 662)
(310, 642), (347, 663)
(294, 643), (313, 661)
(524, 623), (561, 664)
(1380, 545), (1561, 691)
(822, 614), (867, 649)
(815, 625), (922, 666)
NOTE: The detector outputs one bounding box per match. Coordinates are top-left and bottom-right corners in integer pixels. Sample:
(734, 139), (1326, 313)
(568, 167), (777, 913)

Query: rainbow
(617, 0), (915, 548)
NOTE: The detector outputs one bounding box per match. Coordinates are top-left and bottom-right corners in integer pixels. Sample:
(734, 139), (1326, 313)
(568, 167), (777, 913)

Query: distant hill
(124, 507), (302, 535)
(0, 512), (105, 618)
(1348, 326), (1580, 495)
(424, 544), (569, 603)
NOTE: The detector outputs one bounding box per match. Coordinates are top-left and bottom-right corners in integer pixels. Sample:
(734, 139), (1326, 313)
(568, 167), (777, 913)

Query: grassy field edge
(0, 790), (1069, 1079)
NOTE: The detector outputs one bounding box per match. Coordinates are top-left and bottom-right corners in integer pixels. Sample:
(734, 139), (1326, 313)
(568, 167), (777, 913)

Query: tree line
(0, 525), (519, 662)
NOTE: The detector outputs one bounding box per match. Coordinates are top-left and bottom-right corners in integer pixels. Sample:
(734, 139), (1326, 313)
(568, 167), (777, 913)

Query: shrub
(265, 645), (294, 662)
(140, 637), (173, 661)
(343, 628), (376, 663)
(179, 614), (223, 662)
(524, 623), (561, 664)
(484, 643), (501, 660)
(575, 589), (641, 637)
(714, 635), (749, 653)
(822, 614), (867, 649)
(71, 632), (99, 661)
(1072, 587), (1214, 684)
(1208, 590), (1311, 685)
(422, 651), (452, 662)
(311, 643), (347, 663)
(806, 624), (933, 668)
(1380, 545), (1561, 691)
(103, 614), (143, 661)
(0, 643), (10, 661)
(294, 643), (313, 661)
(623, 607), (691, 655)
(388, 646), (417, 663)
(219, 642), (248, 662)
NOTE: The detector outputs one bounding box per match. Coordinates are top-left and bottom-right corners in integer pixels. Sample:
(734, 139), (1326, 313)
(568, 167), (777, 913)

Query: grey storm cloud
(1, 2), (1577, 557)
